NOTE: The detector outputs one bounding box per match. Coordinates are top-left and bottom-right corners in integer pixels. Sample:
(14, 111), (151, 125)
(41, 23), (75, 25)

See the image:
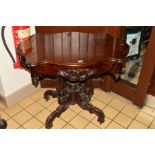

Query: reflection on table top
(17, 32), (122, 67)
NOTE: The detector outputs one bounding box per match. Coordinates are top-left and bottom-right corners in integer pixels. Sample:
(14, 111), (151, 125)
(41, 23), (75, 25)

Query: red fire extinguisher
(12, 26), (30, 69)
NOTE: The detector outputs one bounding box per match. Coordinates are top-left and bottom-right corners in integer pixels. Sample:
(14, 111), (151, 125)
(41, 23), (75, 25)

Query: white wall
(0, 26), (36, 97)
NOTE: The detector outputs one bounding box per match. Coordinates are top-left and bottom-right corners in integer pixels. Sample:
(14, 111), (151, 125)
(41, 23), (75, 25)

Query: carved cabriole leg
(77, 81), (105, 124)
(45, 81), (72, 129)
(45, 105), (69, 129)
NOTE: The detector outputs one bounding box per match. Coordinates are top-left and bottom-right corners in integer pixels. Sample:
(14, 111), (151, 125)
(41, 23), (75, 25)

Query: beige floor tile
(7, 118), (20, 129)
(79, 110), (96, 121)
(0, 102), (6, 110)
(128, 120), (147, 129)
(30, 91), (43, 101)
(52, 118), (67, 129)
(114, 113), (133, 128)
(63, 123), (75, 129)
(69, 115), (89, 128)
(109, 92), (120, 98)
(17, 126), (25, 129)
(18, 97), (34, 108)
(121, 103), (140, 118)
(106, 121), (124, 129)
(25, 102), (44, 116)
(93, 89), (102, 98)
(149, 119), (155, 129)
(37, 97), (56, 108)
(97, 91), (116, 104)
(142, 106), (155, 117)
(40, 126), (46, 129)
(91, 117), (111, 128)
(85, 123), (100, 129)
(46, 101), (59, 112)
(13, 110), (32, 125)
(35, 109), (50, 123)
(69, 104), (83, 113)
(135, 111), (153, 126)
(60, 109), (77, 122)
(146, 95), (155, 109)
(3, 104), (23, 117)
(116, 95), (132, 105)
(0, 111), (10, 120)
(109, 98), (127, 111)
(103, 106), (119, 120)
(23, 117), (43, 129)
(92, 99), (106, 109)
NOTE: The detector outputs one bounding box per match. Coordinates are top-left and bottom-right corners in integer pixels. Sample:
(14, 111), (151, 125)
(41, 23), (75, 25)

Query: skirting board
(0, 84), (40, 108)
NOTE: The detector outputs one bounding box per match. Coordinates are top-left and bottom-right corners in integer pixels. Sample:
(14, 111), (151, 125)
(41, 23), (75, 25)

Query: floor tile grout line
(11, 104), (47, 127)
(126, 108), (146, 129)
(67, 114), (91, 129)
(18, 116), (43, 128)
(134, 113), (154, 127)
(60, 112), (79, 125)
(3, 107), (25, 118)
(94, 95), (117, 106)
(6, 117), (21, 129)
(76, 113), (97, 128)
(106, 120), (127, 129)
(141, 107), (155, 118)
(0, 109), (11, 120)
(61, 122), (75, 129)
(91, 118), (112, 129)
(147, 117), (155, 129)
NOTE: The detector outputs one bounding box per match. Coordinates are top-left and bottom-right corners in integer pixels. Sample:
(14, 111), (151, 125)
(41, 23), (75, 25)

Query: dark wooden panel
(45, 34), (54, 58)
(148, 69), (155, 96)
(35, 26), (122, 38)
(70, 32), (79, 63)
(62, 32), (71, 63)
(53, 33), (62, 61)
(112, 80), (137, 102)
(79, 33), (88, 62)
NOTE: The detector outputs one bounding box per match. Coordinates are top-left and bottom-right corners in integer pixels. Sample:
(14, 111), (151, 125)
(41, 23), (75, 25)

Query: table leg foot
(45, 105), (68, 129)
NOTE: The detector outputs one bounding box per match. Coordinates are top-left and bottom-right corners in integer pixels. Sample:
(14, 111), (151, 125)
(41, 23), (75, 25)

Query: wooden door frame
(112, 27), (155, 107)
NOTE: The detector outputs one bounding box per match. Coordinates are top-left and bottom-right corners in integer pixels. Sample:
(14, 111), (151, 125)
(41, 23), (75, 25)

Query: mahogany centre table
(17, 32), (128, 129)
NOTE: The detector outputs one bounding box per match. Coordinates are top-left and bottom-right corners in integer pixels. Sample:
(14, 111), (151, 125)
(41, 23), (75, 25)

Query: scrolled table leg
(45, 82), (71, 129)
(45, 105), (69, 129)
(77, 83), (105, 124)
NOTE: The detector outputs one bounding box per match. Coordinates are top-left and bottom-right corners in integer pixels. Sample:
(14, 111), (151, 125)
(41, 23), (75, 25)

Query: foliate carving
(57, 69), (97, 82)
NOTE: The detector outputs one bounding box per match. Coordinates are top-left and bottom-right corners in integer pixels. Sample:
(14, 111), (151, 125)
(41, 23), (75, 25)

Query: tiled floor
(1, 88), (155, 129)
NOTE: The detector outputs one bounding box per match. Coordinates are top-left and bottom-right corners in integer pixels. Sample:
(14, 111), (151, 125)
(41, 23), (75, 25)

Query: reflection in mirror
(121, 26), (152, 85)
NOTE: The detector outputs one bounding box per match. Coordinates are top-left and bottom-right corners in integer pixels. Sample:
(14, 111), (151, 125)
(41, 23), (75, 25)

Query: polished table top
(17, 32), (127, 69)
